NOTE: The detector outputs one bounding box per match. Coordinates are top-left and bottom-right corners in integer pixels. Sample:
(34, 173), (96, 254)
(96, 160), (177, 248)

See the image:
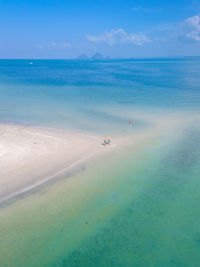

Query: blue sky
(1, 0), (200, 58)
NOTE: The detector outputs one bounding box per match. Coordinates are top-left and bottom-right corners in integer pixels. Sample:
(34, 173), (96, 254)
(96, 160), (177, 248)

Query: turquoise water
(0, 58), (199, 132)
(0, 58), (200, 266)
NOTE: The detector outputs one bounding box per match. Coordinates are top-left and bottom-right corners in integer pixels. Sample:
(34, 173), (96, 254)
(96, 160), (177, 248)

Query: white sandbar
(0, 124), (107, 203)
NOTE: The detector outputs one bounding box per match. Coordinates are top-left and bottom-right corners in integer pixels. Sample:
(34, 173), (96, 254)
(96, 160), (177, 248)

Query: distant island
(77, 54), (89, 60)
(77, 53), (109, 60)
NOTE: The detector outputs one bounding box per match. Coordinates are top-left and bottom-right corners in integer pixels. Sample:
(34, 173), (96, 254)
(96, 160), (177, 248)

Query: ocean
(0, 58), (200, 266)
(0, 58), (199, 132)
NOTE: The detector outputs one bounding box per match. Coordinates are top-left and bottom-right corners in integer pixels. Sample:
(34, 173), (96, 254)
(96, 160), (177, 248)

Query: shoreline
(0, 111), (190, 206)
(0, 123), (116, 205)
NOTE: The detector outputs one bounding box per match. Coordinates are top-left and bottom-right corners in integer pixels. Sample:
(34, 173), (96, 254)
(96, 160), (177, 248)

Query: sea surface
(0, 58), (200, 266)
(0, 58), (199, 132)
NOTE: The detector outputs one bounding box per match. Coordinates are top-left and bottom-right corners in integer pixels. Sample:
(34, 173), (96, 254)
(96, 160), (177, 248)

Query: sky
(1, 0), (200, 58)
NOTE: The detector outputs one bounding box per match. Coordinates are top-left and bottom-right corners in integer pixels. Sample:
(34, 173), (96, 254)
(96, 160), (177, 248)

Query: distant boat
(29, 62), (33, 65)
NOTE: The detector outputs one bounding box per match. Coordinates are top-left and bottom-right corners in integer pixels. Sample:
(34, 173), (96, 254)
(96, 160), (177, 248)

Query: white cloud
(35, 44), (44, 50)
(60, 42), (71, 48)
(50, 42), (72, 48)
(86, 29), (151, 46)
(181, 15), (200, 41)
(35, 42), (72, 50)
(51, 42), (57, 47)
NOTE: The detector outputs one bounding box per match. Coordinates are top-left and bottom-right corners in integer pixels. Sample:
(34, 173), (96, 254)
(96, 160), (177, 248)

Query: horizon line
(0, 55), (200, 60)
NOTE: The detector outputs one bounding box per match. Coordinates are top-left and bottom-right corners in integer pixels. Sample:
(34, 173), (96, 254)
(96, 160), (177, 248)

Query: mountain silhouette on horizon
(77, 53), (109, 60)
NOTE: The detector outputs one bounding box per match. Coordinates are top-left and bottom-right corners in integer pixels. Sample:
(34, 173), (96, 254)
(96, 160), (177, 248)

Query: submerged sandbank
(1, 110), (199, 267)
(0, 110), (196, 205)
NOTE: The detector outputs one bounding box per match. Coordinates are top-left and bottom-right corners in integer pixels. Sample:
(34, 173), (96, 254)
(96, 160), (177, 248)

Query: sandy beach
(0, 111), (189, 205)
(0, 124), (110, 203)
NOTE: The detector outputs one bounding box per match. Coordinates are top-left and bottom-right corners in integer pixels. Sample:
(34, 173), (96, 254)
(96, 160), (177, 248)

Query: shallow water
(0, 58), (199, 132)
(63, 126), (200, 267)
(0, 125), (200, 266)
(0, 59), (200, 266)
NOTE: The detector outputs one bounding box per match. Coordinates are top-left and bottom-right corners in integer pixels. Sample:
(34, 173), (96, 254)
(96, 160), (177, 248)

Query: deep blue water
(0, 58), (199, 132)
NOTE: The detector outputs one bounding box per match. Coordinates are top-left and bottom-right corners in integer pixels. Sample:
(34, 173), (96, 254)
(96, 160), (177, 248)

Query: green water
(0, 59), (200, 266)
(0, 121), (200, 266)
(65, 137), (200, 267)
